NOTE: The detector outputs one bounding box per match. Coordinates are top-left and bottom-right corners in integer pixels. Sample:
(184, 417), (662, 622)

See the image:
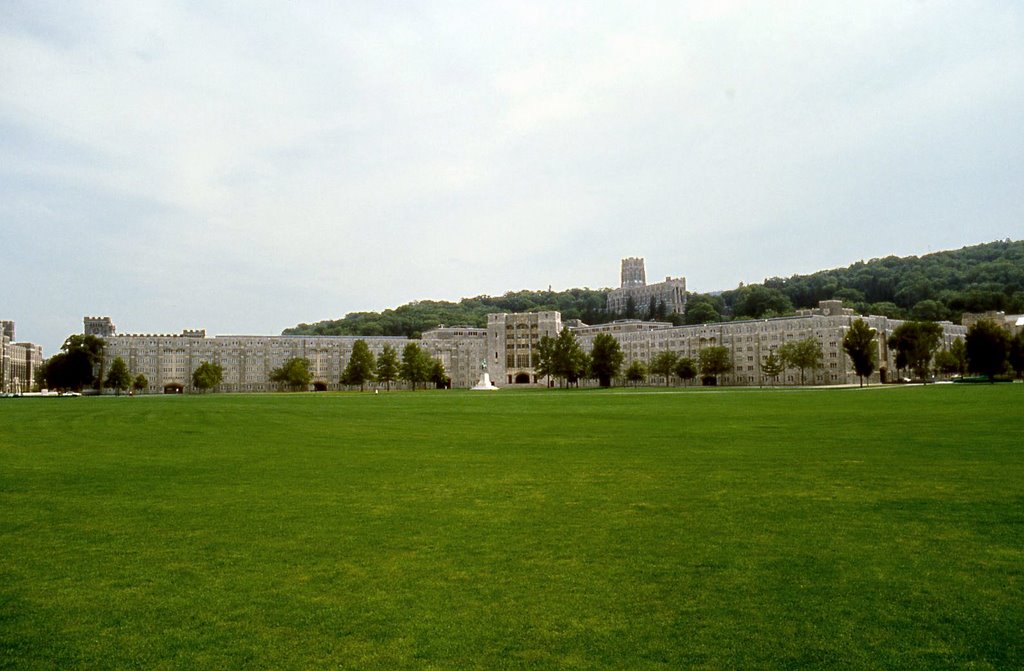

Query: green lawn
(1, 386), (1021, 670)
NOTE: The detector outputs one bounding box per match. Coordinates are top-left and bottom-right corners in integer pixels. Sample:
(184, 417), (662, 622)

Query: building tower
(84, 316), (116, 337)
(620, 257), (646, 288)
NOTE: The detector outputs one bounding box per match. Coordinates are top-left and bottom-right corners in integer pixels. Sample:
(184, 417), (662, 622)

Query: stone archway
(514, 372), (531, 384)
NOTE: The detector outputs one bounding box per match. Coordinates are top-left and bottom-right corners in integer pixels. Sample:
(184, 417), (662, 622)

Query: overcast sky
(2, 1), (1022, 354)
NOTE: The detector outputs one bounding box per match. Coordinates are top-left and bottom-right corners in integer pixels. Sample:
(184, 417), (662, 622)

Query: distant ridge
(283, 240), (1023, 337)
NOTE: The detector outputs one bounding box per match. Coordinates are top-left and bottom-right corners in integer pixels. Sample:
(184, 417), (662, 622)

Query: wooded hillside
(283, 240), (1023, 337)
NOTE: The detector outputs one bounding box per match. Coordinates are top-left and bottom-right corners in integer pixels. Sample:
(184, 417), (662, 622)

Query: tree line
(282, 240), (1023, 337)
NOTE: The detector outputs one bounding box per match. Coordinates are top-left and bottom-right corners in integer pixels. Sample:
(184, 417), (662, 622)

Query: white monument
(471, 359), (499, 391)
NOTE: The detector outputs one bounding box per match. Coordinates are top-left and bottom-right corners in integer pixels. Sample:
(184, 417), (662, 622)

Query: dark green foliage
(283, 288), (610, 338)
(376, 344), (400, 391)
(779, 338), (824, 385)
(132, 373), (149, 393)
(192, 361), (225, 392)
(429, 359), (449, 389)
(842, 319), (878, 386)
(674, 356), (698, 385)
(590, 333), (624, 387)
(104, 356), (132, 395)
(650, 350), (679, 386)
(269, 357), (310, 391)
(1009, 331), (1024, 379)
(888, 322), (942, 380)
(684, 294), (723, 324)
(725, 284), (793, 319)
(42, 334), (106, 391)
(965, 319), (1011, 381)
(625, 294), (638, 319)
(698, 346), (732, 383)
(624, 360), (647, 386)
(537, 328), (588, 387)
(762, 240), (1024, 320)
(400, 343), (433, 390)
(760, 350), (785, 386)
(341, 340), (376, 391)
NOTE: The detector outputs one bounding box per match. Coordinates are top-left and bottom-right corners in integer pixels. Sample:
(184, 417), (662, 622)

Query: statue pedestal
(471, 372), (499, 391)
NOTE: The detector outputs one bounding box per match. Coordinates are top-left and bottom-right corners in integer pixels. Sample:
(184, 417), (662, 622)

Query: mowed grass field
(1, 386), (1021, 670)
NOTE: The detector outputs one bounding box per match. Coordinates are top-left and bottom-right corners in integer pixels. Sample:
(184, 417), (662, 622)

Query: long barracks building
(95, 299), (965, 393)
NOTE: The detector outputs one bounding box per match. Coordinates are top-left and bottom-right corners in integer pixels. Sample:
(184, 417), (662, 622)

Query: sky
(2, 1), (1022, 355)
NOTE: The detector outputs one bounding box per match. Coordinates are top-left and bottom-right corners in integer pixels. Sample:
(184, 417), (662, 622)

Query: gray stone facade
(606, 257), (686, 316)
(1, 321), (43, 394)
(93, 300), (969, 393)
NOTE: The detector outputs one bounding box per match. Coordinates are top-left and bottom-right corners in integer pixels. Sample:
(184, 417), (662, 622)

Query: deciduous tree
(625, 360), (647, 387)
(1009, 331), (1024, 379)
(650, 351), (679, 386)
(590, 333), (623, 387)
(342, 340), (376, 391)
(698, 346), (732, 385)
(674, 356), (698, 386)
(842, 319), (877, 386)
(887, 321), (942, 381)
(375, 345), (400, 391)
(104, 356), (132, 396)
(779, 338), (823, 385)
(760, 350), (785, 387)
(269, 357), (310, 391)
(965, 319), (1010, 381)
(400, 343), (432, 390)
(192, 361), (225, 392)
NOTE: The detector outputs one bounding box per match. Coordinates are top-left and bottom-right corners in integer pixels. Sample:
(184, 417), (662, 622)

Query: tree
(965, 319), (1010, 381)
(1010, 331), (1024, 379)
(650, 351), (679, 386)
(105, 356), (132, 396)
(698, 346), (732, 385)
(932, 349), (960, 378)
(535, 335), (557, 383)
(841, 319), (877, 386)
(760, 350), (785, 387)
(779, 337), (823, 385)
(545, 328), (587, 388)
(400, 343), (432, 390)
(625, 360), (647, 387)
(949, 337), (968, 376)
(887, 321), (942, 381)
(342, 340), (376, 391)
(625, 295), (638, 320)
(133, 373), (149, 394)
(429, 359), (450, 389)
(684, 298), (721, 325)
(269, 357), (310, 391)
(375, 344), (400, 391)
(42, 334), (106, 392)
(729, 285), (793, 319)
(63, 334), (107, 390)
(674, 356), (698, 386)
(192, 361), (225, 392)
(590, 333), (624, 387)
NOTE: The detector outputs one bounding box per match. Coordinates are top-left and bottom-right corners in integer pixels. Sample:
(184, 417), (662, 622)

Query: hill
(283, 288), (609, 338)
(283, 240), (1023, 336)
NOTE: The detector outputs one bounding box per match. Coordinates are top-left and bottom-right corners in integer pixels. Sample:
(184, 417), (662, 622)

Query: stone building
(100, 319), (488, 393)
(606, 257), (686, 316)
(486, 311), (562, 385)
(92, 299), (968, 393)
(574, 301), (965, 386)
(1, 321), (44, 394)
